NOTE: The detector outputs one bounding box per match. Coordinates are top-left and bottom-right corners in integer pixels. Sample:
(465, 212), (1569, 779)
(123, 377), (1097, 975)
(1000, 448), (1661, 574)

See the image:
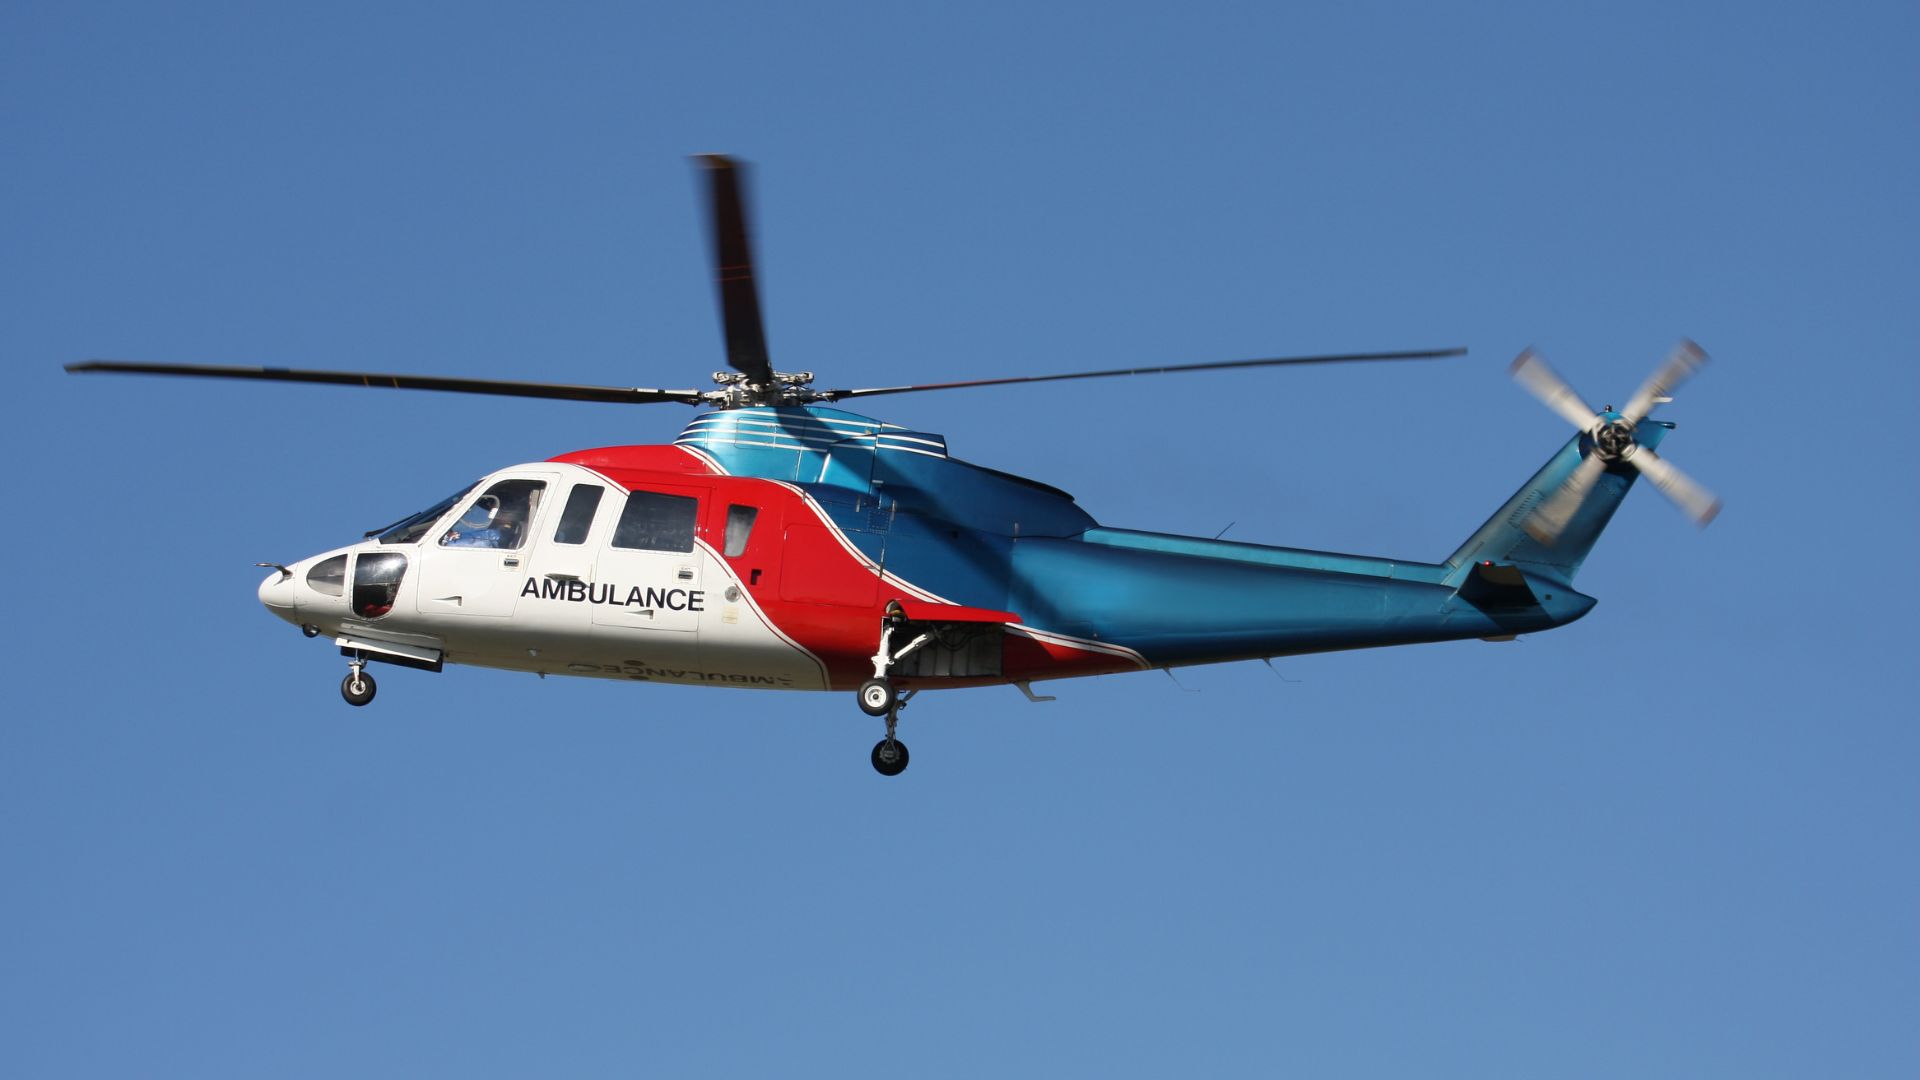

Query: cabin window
(306, 554), (347, 597)
(612, 490), (698, 553)
(723, 505), (759, 558)
(553, 484), (604, 545)
(352, 552), (408, 619)
(440, 479), (546, 551)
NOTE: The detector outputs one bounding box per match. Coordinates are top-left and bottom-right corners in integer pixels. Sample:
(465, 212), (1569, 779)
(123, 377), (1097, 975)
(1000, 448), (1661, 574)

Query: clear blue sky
(5, 2), (1915, 1076)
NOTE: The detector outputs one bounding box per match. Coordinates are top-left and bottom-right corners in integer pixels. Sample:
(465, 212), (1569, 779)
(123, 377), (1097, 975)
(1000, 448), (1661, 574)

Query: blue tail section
(1444, 421), (1673, 587)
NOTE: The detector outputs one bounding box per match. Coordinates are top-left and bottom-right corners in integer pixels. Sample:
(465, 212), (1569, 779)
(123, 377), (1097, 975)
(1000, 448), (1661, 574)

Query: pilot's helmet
(461, 494), (500, 529)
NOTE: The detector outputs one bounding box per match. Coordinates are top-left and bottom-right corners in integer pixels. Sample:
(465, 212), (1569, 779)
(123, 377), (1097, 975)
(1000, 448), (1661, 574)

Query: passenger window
(553, 484), (604, 545)
(440, 479), (546, 551)
(723, 505), (759, 558)
(612, 490), (698, 552)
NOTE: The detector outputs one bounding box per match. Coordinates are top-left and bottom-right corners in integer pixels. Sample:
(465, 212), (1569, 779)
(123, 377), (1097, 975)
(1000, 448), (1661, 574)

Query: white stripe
(1005, 624), (1150, 668)
(876, 444), (947, 460)
(680, 435), (946, 462)
(683, 414), (897, 437)
(768, 481), (953, 604)
(693, 537), (830, 686)
(678, 437), (827, 453)
(677, 445), (728, 475)
(689, 425), (848, 445)
(875, 433), (947, 450)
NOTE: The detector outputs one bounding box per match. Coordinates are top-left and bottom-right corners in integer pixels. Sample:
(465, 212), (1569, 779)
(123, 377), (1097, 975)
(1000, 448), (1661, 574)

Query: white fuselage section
(258, 461), (828, 690)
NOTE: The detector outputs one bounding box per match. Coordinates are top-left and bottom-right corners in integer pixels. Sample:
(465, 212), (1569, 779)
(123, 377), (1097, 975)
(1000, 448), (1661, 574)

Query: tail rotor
(1509, 341), (1722, 545)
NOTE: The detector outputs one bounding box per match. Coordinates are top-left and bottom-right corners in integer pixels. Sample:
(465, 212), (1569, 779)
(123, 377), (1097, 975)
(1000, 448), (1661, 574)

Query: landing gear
(860, 602), (930, 774)
(341, 657), (376, 707)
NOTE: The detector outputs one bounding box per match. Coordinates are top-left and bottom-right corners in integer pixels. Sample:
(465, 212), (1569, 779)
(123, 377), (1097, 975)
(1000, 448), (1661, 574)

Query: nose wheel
(858, 677), (896, 716)
(340, 656), (377, 707)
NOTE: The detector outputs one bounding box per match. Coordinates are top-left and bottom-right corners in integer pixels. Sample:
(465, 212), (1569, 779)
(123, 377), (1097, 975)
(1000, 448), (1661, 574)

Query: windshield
(367, 481), (479, 545)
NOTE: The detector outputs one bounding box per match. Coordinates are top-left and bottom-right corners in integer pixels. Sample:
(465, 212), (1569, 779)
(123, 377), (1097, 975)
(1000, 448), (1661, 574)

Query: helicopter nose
(258, 567), (300, 623)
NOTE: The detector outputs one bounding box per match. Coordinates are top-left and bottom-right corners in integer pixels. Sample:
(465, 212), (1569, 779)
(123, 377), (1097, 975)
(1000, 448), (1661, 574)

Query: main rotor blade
(818, 347), (1467, 402)
(696, 154), (774, 385)
(1620, 339), (1708, 426)
(65, 361), (707, 405)
(1628, 447), (1722, 526)
(1525, 450), (1607, 545)
(1510, 348), (1599, 431)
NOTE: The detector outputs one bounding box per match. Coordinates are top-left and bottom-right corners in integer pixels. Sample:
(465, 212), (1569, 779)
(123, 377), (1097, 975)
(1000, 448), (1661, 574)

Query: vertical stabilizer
(1443, 423), (1671, 587)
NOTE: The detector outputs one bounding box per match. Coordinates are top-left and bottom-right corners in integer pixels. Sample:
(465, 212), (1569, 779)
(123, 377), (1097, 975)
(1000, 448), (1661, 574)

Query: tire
(857, 677), (895, 717)
(341, 670), (377, 707)
(871, 738), (910, 777)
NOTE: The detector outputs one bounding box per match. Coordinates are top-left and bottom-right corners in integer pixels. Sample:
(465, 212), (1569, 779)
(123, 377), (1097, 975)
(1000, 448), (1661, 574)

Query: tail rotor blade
(1526, 451), (1608, 545)
(1628, 447), (1722, 526)
(1510, 348), (1599, 431)
(1621, 339), (1707, 425)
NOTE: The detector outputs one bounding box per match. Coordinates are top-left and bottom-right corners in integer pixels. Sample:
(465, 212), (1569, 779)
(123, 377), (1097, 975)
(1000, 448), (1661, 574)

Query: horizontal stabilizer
(1455, 561), (1539, 610)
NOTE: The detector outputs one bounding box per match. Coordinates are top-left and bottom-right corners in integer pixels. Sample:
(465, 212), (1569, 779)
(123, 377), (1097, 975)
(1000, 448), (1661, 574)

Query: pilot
(443, 495), (508, 548)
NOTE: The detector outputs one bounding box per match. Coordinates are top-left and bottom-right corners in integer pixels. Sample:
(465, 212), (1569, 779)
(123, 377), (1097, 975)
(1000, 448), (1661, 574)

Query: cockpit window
(371, 482), (479, 545)
(441, 479), (546, 550)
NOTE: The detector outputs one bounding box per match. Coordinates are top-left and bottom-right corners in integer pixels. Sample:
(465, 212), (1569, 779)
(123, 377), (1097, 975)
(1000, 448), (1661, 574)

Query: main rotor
(66, 155), (1463, 410)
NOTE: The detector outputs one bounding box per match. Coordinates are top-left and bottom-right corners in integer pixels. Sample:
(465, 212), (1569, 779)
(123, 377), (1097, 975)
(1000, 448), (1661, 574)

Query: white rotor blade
(1628, 447), (1722, 526)
(1525, 451), (1608, 545)
(1510, 349), (1599, 431)
(1621, 338), (1708, 425)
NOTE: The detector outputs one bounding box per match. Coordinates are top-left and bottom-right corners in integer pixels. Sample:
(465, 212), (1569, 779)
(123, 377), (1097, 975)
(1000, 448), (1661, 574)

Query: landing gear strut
(870, 694), (912, 777)
(340, 655), (376, 707)
(862, 602), (928, 774)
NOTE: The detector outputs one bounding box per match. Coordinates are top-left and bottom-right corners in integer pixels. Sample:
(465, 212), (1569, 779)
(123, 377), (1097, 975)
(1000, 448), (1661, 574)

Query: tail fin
(1443, 422), (1673, 587)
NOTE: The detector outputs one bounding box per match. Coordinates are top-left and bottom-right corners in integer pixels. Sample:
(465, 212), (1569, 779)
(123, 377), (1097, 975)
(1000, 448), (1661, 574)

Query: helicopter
(66, 155), (1720, 776)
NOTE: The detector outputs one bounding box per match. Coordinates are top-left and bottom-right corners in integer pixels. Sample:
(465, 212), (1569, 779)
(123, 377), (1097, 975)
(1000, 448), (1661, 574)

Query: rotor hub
(701, 370), (828, 409)
(1592, 417), (1637, 461)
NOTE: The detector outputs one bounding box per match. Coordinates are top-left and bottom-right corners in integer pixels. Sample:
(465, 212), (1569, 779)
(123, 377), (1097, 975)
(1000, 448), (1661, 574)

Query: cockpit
(263, 479), (487, 629)
(435, 478), (544, 550)
(266, 472), (563, 631)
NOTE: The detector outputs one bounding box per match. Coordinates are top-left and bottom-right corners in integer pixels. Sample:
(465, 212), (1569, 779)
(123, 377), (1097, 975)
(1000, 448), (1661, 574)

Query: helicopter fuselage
(258, 406), (1604, 694)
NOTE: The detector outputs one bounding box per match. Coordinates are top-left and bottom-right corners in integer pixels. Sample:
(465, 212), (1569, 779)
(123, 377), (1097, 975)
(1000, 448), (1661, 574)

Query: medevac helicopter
(67, 156), (1721, 775)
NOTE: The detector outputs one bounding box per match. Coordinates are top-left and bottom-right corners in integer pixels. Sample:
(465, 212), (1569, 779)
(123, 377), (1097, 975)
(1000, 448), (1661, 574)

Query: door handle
(545, 572), (582, 582)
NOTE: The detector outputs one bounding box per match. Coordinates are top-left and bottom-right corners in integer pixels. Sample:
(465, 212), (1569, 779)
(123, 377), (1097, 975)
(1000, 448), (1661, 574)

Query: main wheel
(341, 670), (377, 707)
(857, 677), (895, 717)
(871, 738), (910, 776)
